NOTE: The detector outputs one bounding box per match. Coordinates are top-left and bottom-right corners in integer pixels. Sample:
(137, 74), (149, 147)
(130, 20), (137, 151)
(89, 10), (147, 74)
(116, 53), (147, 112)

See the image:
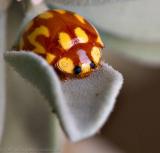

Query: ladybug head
(55, 25), (104, 78)
(56, 43), (102, 78)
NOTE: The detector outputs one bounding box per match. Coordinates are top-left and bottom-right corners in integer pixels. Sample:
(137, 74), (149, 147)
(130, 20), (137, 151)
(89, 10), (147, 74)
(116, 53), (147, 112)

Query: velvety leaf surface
(4, 51), (123, 142)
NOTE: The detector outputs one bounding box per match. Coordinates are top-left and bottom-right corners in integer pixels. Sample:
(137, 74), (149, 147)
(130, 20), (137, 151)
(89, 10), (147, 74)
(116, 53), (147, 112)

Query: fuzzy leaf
(4, 51), (123, 142)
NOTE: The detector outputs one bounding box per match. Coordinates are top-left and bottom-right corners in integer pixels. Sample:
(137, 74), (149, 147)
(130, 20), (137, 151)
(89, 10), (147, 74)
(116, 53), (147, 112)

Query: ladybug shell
(18, 9), (104, 79)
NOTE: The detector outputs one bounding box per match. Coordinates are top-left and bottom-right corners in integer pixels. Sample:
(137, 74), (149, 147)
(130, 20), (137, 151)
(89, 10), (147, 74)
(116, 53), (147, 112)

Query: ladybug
(18, 9), (104, 79)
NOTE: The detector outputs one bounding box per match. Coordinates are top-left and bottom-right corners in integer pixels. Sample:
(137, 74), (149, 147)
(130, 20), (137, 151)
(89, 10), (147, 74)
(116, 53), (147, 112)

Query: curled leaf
(4, 51), (123, 142)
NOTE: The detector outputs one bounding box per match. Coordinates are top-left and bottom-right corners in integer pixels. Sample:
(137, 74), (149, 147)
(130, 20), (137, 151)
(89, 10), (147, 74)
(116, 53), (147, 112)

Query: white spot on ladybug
(77, 49), (91, 74)
(77, 49), (90, 64)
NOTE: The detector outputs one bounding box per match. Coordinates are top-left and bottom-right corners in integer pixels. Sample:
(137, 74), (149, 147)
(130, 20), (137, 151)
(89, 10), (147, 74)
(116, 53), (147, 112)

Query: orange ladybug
(18, 9), (104, 79)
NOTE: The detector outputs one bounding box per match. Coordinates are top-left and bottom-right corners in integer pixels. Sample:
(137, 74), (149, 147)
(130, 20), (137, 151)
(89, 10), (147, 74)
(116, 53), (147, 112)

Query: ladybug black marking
(74, 66), (82, 75)
(90, 62), (96, 69)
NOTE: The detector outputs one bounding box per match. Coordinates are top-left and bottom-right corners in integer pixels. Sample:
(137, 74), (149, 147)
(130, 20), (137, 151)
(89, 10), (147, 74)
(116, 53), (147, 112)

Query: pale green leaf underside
(4, 51), (123, 142)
